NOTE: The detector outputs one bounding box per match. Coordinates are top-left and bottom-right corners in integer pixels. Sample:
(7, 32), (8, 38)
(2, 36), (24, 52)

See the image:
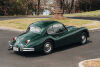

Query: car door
(63, 26), (81, 45)
(65, 28), (81, 44)
(52, 24), (68, 47)
(47, 23), (79, 47)
(47, 23), (70, 47)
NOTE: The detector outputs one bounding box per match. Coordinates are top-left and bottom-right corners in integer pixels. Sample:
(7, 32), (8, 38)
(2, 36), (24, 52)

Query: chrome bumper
(20, 48), (35, 52)
(13, 47), (35, 52)
(8, 41), (13, 50)
(8, 41), (35, 52)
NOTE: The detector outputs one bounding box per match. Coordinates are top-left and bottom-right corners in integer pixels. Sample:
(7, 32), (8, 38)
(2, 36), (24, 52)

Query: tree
(37, 0), (41, 15)
(69, 0), (74, 13)
(53, 0), (66, 19)
(0, 0), (99, 16)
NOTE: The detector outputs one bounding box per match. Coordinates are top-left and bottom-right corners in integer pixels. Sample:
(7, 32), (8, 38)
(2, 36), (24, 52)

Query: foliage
(64, 10), (100, 17)
(0, 0), (42, 16)
(0, 0), (100, 16)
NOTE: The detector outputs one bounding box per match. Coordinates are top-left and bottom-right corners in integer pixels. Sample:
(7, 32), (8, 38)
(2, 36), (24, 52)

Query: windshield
(27, 26), (42, 34)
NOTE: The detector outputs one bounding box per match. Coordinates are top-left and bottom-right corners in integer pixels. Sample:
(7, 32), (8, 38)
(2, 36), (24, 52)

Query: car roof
(30, 21), (61, 28)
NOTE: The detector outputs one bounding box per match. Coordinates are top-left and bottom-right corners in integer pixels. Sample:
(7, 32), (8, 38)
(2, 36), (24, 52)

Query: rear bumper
(8, 41), (13, 50)
(20, 48), (35, 52)
(8, 41), (35, 52)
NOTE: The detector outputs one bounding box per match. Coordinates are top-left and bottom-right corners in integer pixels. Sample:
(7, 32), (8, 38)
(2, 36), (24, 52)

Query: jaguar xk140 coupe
(8, 21), (89, 54)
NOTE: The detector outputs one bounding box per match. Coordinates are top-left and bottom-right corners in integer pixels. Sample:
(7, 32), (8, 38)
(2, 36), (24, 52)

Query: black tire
(43, 41), (53, 55)
(80, 32), (87, 45)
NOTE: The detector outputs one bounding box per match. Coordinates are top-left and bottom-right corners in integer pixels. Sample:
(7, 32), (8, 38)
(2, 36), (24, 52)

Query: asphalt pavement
(0, 16), (51, 20)
(0, 16), (100, 21)
(0, 29), (100, 67)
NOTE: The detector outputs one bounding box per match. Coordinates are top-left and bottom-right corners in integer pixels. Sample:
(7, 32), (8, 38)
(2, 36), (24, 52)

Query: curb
(89, 28), (100, 32)
(79, 58), (100, 67)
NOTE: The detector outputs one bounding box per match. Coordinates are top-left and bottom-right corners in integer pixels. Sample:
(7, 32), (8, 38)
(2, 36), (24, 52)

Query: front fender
(80, 27), (90, 37)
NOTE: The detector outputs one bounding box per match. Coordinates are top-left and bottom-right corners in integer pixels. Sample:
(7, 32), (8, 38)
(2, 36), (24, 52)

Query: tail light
(25, 40), (30, 44)
(13, 37), (15, 41)
(12, 36), (17, 41)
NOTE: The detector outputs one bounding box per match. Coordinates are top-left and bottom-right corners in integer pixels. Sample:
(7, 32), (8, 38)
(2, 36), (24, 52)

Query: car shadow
(15, 40), (92, 57)
(53, 40), (92, 53)
(15, 51), (45, 57)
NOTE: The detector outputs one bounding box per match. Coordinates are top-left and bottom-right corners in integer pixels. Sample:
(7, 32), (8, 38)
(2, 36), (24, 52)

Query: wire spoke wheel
(43, 42), (52, 54)
(81, 33), (87, 44)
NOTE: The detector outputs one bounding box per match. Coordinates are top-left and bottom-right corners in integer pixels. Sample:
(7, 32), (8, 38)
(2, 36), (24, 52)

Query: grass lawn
(83, 60), (100, 67)
(0, 18), (100, 30)
(64, 10), (100, 18)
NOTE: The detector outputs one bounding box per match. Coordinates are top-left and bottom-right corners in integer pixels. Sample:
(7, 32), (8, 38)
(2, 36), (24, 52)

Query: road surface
(0, 30), (100, 67)
(0, 16), (51, 20)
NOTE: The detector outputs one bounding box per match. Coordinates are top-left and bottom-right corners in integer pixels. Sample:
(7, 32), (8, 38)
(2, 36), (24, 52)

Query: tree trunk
(4, 8), (8, 16)
(53, 0), (66, 20)
(37, 0), (40, 15)
(25, 6), (28, 15)
(69, 0), (74, 13)
(89, 0), (92, 11)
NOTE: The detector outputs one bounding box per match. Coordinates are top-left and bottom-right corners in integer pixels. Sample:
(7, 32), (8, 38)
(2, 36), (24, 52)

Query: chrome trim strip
(13, 47), (35, 52)
(23, 48), (34, 50)
(22, 48), (35, 51)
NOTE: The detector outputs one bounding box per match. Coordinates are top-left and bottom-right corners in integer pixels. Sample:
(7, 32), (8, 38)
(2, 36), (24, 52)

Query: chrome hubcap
(44, 43), (52, 53)
(82, 35), (86, 44)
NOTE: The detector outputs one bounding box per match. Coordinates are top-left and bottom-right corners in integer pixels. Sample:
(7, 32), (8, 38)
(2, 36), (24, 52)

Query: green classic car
(8, 21), (89, 54)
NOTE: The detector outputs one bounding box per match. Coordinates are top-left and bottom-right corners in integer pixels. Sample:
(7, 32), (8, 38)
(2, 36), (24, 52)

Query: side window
(47, 23), (66, 34)
(47, 25), (54, 34)
(53, 24), (66, 33)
